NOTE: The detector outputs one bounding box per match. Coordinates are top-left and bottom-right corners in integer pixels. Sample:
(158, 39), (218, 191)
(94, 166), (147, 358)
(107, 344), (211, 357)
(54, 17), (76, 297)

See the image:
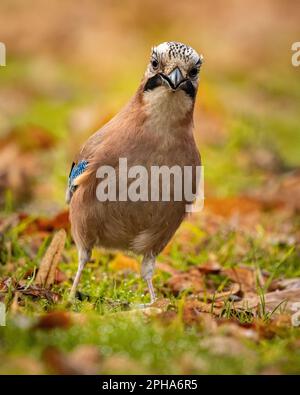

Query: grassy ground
(1, 0), (300, 375)
(1, 207), (300, 374)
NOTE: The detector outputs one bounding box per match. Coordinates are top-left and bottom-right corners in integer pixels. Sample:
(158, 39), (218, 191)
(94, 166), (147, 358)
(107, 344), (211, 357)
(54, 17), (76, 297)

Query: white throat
(143, 86), (193, 135)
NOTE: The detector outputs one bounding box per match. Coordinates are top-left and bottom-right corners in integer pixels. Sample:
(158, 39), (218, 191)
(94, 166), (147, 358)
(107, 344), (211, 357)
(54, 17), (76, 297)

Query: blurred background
(0, 0), (299, 215)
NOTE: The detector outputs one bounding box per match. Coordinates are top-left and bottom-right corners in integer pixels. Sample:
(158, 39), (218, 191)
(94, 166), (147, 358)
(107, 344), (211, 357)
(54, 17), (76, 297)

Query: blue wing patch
(66, 160), (88, 203)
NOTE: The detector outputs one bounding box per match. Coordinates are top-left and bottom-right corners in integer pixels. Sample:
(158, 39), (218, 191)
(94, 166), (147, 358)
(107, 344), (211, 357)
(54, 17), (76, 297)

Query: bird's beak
(165, 67), (185, 90)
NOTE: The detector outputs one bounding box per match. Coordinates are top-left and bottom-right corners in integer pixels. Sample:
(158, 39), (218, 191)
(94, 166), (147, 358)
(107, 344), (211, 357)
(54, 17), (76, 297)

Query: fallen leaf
(35, 229), (66, 288)
(235, 288), (300, 314)
(23, 210), (70, 234)
(198, 283), (241, 302)
(0, 277), (60, 302)
(197, 260), (221, 274)
(205, 196), (264, 217)
(183, 300), (218, 328)
(43, 345), (101, 375)
(16, 285), (60, 303)
(269, 278), (300, 292)
(222, 266), (266, 293)
(35, 311), (72, 330)
(253, 315), (291, 339)
(7, 124), (57, 152)
(151, 298), (171, 310)
(167, 270), (205, 295)
(183, 299), (224, 322)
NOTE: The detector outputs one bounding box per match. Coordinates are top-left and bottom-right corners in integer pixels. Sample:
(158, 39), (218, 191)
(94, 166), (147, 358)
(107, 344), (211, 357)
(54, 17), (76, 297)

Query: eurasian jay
(66, 42), (203, 303)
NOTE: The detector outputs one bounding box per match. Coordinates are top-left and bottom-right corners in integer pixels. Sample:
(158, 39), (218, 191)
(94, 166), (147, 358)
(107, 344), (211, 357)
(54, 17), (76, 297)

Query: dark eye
(189, 67), (198, 78)
(151, 59), (159, 69)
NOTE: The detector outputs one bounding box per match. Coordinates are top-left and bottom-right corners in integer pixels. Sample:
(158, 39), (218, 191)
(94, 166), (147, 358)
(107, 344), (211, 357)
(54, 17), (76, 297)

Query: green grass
(1, 208), (300, 374)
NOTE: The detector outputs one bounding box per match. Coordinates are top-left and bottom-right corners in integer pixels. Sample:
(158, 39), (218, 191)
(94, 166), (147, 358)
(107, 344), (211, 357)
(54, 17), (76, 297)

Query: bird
(66, 41), (203, 303)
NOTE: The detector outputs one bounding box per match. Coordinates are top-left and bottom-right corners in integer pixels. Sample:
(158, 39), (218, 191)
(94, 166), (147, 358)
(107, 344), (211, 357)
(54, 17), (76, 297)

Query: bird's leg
(69, 247), (91, 301)
(141, 254), (156, 304)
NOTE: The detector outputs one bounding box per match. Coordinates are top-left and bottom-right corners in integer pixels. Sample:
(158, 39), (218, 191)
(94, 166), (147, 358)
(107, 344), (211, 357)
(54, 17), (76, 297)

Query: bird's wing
(65, 93), (145, 204)
(65, 126), (106, 204)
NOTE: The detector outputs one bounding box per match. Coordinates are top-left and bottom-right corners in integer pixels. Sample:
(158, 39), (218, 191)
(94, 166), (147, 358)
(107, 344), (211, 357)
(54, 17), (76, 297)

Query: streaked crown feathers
(151, 42), (203, 66)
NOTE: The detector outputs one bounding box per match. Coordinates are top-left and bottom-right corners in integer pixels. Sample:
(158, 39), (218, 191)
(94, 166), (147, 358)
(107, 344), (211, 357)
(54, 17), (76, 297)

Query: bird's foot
(146, 278), (156, 304)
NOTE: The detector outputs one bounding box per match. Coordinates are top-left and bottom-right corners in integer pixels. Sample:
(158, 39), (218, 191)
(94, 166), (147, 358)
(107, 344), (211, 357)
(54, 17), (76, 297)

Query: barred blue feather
(66, 160), (88, 203)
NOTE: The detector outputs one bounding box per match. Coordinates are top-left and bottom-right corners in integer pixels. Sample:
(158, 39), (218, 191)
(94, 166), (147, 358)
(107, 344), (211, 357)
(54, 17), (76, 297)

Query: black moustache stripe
(180, 80), (196, 99)
(143, 75), (163, 91)
(144, 75), (196, 99)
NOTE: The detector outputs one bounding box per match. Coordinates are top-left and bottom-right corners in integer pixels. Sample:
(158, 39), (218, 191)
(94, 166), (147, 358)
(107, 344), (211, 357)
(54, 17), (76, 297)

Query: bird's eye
(151, 59), (159, 69)
(189, 67), (198, 78)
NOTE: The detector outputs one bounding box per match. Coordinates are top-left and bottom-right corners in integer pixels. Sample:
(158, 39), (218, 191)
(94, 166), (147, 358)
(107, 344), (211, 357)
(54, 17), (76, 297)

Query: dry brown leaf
(151, 298), (171, 310)
(0, 277), (60, 302)
(234, 288), (300, 315)
(197, 260), (221, 274)
(166, 269), (205, 295)
(205, 196), (264, 217)
(35, 229), (66, 288)
(253, 315), (292, 339)
(35, 311), (72, 330)
(183, 300), (218, 327)
(269, 278), (300, 292)
(43, 345), (101, 375)
(7, 124), (57, 152)
(222, 266), (266, 293)
(198, 282), (241, 301)
(22, 210), (70, 234)
(183, 299), (224, 322)
(16, 285), (60, 303)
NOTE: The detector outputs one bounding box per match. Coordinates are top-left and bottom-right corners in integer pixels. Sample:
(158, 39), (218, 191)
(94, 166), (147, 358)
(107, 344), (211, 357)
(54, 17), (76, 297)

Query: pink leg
(69, 248), (90, 301)
(141, 255), (156, 304)
(146, 278), (156, 304)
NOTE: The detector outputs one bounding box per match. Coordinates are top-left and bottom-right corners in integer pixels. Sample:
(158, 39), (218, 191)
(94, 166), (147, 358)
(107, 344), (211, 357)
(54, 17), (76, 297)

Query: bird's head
(143, 41), (203, 100)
